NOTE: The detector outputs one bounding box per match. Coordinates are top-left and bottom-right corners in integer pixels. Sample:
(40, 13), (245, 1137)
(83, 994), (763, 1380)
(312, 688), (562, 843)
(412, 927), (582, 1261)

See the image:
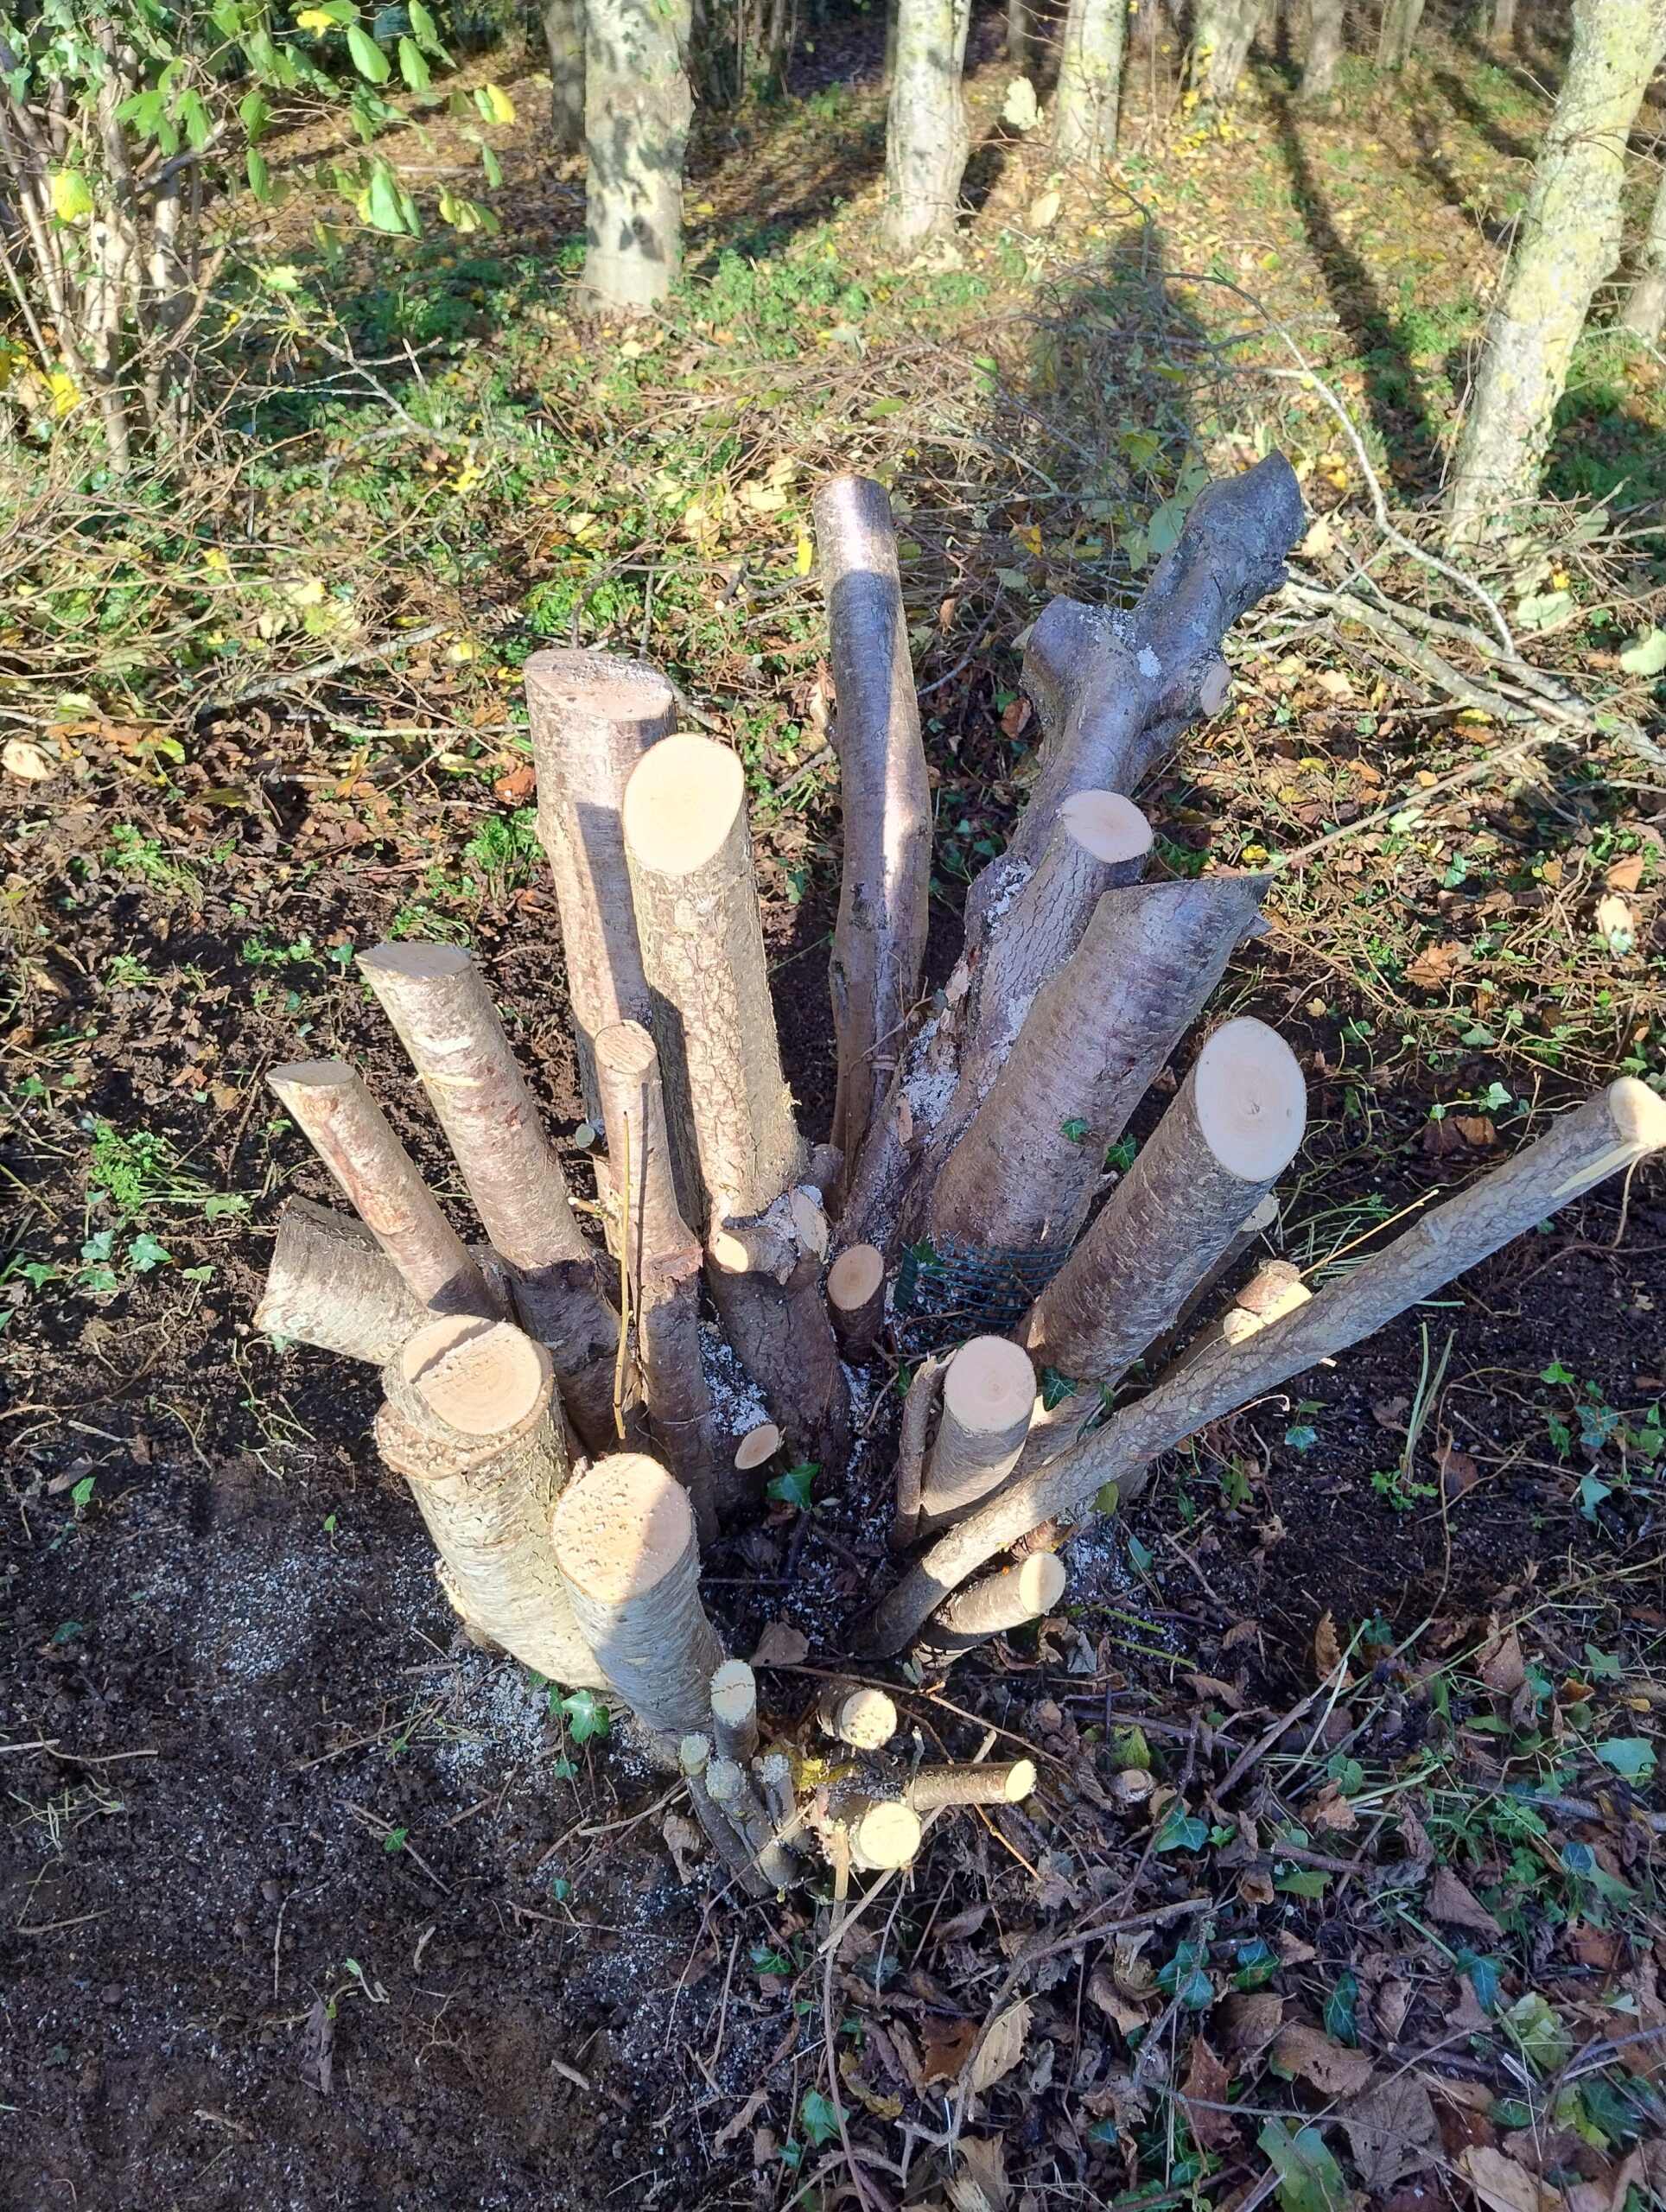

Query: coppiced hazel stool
(257, 452), (1666, 1903)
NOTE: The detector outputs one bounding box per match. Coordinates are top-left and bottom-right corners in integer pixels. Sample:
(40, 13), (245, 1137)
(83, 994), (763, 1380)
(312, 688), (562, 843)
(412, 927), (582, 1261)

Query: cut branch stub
(923, 875), (1268, 1262)
(826, 1242), (886, 1361)
(357, 942), (626, 1452)
(709, 1657), (760, 1762)
(270, 1059), (498, 1319)
(525, 647), (675, 1118)
(870, 1077), (1666, 1655)
(919, 1335), (1037, 1522)
(840, 1798), (924, 1872)
(814, 474), (932, 1192)
(734, 1421), (781, 1471)
(906, 1759), (1037, 1812)
(550, 1450), (724, 1738)
(621, 730), (805, 1229)
(929, 1550), (1066, 1649)
(1019, 1017), (1307, 1414)
(594, 1019), (719, 1532)
(706, 1213), (851, 1466)
(817, 1681), (900, 1749)
(256, 1196), (429, 1363)
(377, 1314), (606, 1688)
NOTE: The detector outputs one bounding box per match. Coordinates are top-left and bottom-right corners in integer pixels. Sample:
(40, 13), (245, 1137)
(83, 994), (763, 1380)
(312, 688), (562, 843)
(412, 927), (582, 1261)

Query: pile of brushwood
(254, 454), (1666, 1900)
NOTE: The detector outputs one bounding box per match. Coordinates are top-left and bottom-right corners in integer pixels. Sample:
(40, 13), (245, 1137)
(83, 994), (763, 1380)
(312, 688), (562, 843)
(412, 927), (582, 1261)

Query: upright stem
(1622, 159), (1666, 343)
(1299, 0), (1344, 94)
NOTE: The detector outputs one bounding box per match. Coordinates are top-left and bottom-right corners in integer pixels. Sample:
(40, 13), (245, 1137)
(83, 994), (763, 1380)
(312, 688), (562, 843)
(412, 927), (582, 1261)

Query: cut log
(814, 475), (932, 1192)
(929, 1551), (1066, 1648)
(826, 1242), (886, 1361)
(377, 1315), (606, 1688)
(919, 1336), (1037, 1522)
(817, 1681), (900, 1749)
(524, 647), (675, 1116)
(357, 943), (626, 1452)
(270, 1059), (497, 1320)
(707, 1208), (851, 1466)
(256, 1196), (428, 1363)
(923, 875), (1268, 1262)
(840, 1798), (924, 1872)
(906, 1759), (1036, 1811)
(1019, 1018), (1307, 1402)
(594, 1020), (718, 1533)
(710, 1657), (760, 1762)
(550, 1450), (724, 1738)
(621, 731), (805, 1227)
(869, 1077), (1666, 1654)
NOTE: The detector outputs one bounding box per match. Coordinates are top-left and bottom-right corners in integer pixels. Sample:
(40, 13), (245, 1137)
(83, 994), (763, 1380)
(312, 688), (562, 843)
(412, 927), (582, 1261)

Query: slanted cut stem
(525, 647), (675, 1116)
(706, 1756), (798, 1888)
(377, 1315), (606, 1688)
(924, 876), (1267, 1261)
(870, 1078), (1666, 1654)
(826, 1243), (886, 1361)
(815, 475), (932, 1192)
(680, 1732), (772, 1897)
(257, 1196), (428, 1363)
(919, 1336), (1037, 1522)
(358, 942), (626, 1452)
(890, 1350), (949, 1552)
(927, 1551), (1066, 1650)
(551, 1451), (723, 1738)
(270, 1059), (497, 1319)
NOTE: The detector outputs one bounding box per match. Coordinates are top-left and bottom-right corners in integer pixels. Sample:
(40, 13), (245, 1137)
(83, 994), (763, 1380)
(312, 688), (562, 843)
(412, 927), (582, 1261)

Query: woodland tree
(1052, 0), (1129, 166)
(1621, 160), (1666, 345)
(883, 0), (972, 251)
(544, 0), (586, 153)
(1191, 0), (1262, 107)
(1375, 0), (1425, 71)
(1447, 0), (1666, 544)
(582, 0), (695, 309)
(1300, 0), (1345, 95)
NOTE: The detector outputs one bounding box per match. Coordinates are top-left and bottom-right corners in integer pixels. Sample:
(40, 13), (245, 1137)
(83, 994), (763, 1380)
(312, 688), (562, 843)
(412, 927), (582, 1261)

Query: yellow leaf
(50, 168), (94, 222)
(447, 637), (481, 663)
(296, 7), (336, 28)
(795, 531), (814, 576)
(48, 370), (80, 416)
(482, 81), (516, 124)
(1027, 189), (1061, 230)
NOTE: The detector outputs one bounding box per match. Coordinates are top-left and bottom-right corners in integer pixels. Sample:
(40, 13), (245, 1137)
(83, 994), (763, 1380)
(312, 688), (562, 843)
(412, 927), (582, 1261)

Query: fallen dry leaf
(1375, 1976), (1413, 2042)
(965, 1999), (1031, 2094)
(492, 764), (537, 804)
(1566, 1924), (1624, 1973)
(948, 2135), (1010, 2212)
(750, 1621), (809, 1668)
(1219, 1992), (1284, 2059)
(3, 737), (54, 780)
(1606, 855), (1646, 894)
(713, 2087), (767, 2151)
(1315, 1610), (1345, 1682)
(660, 1812), (705, 1883)
(1439, 1441), (1481, 1497)
(1479, 1624), (1527, 1696)
(1373, 1395), (1412, 1430)
(1000, 696), (1033, 741)
(1460, 2144), (1565, 2212)
(921, 2016), (980, 2084)
(1310, 1781), (1359, 1831)
(1407, 940), (1463, 989)
(1088, 1965), (1150, 2037)
(1340, 2075), (1440, 2192)
(1452, 1114), (1497, 1147)
(1269, 2023), (1375, 2096)
(1429, 1866), (1504, 1936)
(1180, 2036), (1237, 2150)
(839, 2051), (902, 2121)
(1596, 892), (1635, 946)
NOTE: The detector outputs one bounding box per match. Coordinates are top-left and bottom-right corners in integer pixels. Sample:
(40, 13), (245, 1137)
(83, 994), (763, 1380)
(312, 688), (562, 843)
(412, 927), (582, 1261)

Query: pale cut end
(402, 1314), (550, 1435)
(709, 1229), (751, 1274)
(710, 1658), (757, 1724)
(1241, 1192), (1281, 1235)
(1001, 1758), (1039, 1802)
(551, 1451), (695, 1603)
(853, 1800), (923, 1869)
(734, 1421), (781, 1471)
(835, 1688), (898, 1750)
(1059, 789), (1153, 867)
(622, 732), (745, 877)
(594, 1020), (659, 1078)
(1017, 1550), (1067, 1613)
(943, 1336), (1036, 1436)
(524, 646), (677, 728)
(359, 940), (470, 983)
(1193, 1018), (1307, 1181)
(270, 1058), (356, 1097)
(827, 1243), (884, 1312)
(1612, 1076), (1666, 1154)
(678, 1732), (711, 1776)
(1199, 658), (1232, 716)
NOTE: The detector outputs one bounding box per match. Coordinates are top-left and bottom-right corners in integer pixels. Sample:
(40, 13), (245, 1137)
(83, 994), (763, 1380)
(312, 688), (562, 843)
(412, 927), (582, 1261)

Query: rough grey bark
(1622, 160), (1666, 343)
(868, 1077), (1666, 1655)
(1192, 0), (1262, 103)
(883, 0), (973, 251)
(1375, 0), (1424, 70)
(256, 1198), (429, 1363)
(1052, 0), (1128, 165)
(582, 0), (695, 312)
(1300, 0), (1345, 94)
(1447, 0), (1666, 545)
(707, 1190), (851, 1467)
(1006, 0), (1029, 64)
(545, 0), (587, 153)
(1489, 0), (1517, 44)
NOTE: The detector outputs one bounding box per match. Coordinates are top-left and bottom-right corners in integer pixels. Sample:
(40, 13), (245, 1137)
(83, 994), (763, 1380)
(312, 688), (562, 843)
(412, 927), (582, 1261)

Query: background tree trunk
(545, 0), (587, 154)
(883, 0), (973, 251)
(1622, 161), (1666, 342)
(1053, 0), (1129, 165)
(1375, 0), (1425, 71)
(1192, 0), (1262, 104)
(1489, 0), (1518, 46)
(1300, 0), (1345, 93)
(1447, 0), (1666, 545)
(1007, 0), (1030, 66)
(582, 0), (695, 312)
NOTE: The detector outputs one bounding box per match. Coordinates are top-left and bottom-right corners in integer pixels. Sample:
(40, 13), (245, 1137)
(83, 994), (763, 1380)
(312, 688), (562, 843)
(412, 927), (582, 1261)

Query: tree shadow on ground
(1429, 63), (1537, 165)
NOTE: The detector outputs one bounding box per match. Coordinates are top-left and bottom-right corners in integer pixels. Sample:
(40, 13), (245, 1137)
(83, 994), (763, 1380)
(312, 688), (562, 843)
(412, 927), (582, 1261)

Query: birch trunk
(883, 0), (972, 251)
(1622, 161), (1666, 343)
(1052, 0), (1128, 166)
(545, 0), (587, 153)
(1007, 0), (1030, 64)
(869, 1077), (1666, 1654)
(582, 0), (695, 312)
(1447, 0), (1666, 546)
(1374, 0), (1424, 70)
(1300, 0), (1345, 94)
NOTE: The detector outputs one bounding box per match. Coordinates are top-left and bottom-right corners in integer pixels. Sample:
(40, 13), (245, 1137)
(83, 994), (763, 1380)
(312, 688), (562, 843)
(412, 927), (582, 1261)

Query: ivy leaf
(799, 2090), (839, 2147)
(1323, 1970), (1358, 2046)
(767, 1462), (817, 1510)
(126, 1233), (173, 1273)
(1284, 1424), (1319, 1453)
(1257, 2120), (1351, 2212)
(1595, 1737), (1656, 1783)
(1154, 1805), (1208, 1854)
(1060, 1117), (1089, 1144)
(1540, 1359), (1575, 1385)
(71, 1474), (96, 1512)
(383, 1826), (408, 1853)
(1040, 1366), (1078, 1412)
(558, 1689), (610, 1745)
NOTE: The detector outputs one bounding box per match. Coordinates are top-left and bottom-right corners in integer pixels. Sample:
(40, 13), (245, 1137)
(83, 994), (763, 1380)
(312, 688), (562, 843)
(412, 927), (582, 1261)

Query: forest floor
(3, 3), (1666, 2208)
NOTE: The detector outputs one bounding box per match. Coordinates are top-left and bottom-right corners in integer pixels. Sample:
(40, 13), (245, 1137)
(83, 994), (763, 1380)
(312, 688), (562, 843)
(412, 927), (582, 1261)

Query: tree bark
(1447, 0), (1666, 546)
(707, 1199), (851, 1467)
(593, 1020), (720, 1533)
(906, 1758), (1036, 1809)
(551, 1450), (724, 1737)
(923, 876), (1267, 1263)
(883, 0), (973, 251)
(814, 476), (932, 1192)
(869, 1077), (1666, 1653)
(377, 1316), (607, 1688)
(925, 1550), (1065, 1649)
(1375, 0), (1424, 70)
(256, 1198), (429, 1363)
(582, 0), (695, 312)
(525, 648), (675, 1118)
(1489, 0), (1517, 45)
(1622, 159), (1666, 343)
(1192, 0), (1262, 103)
(1007, 0), (1029, 64)
(545, 0), (587, 153)
(1052, 0), (1128, 166)
(1300, 0), (1345, 94)
(358, 943), (626, 1453)
(270, 1061), (499, 1322)
(919, 1336), (1037, 1521)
